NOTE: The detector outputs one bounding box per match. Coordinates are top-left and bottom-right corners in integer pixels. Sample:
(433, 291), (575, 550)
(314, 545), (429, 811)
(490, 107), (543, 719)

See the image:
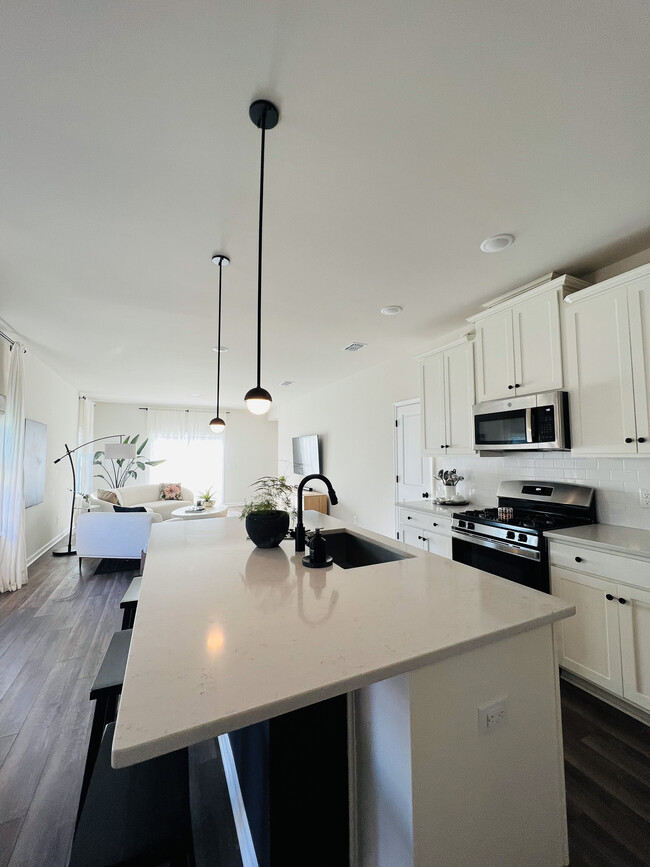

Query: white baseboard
(27, 529), (68, 566)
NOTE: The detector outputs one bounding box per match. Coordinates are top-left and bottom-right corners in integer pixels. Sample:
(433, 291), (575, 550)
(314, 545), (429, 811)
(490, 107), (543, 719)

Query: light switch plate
(640, 489), (650, 509)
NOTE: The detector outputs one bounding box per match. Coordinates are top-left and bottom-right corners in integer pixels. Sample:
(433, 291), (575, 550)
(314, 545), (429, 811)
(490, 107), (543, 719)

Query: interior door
(395, 400), (429, 503)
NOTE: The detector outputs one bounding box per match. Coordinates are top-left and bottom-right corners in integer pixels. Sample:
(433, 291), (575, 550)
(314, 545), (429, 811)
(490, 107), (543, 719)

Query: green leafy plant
(197, 486), (218, 504)
(240, 475), (296, 519)
(93, 435), (165, 489)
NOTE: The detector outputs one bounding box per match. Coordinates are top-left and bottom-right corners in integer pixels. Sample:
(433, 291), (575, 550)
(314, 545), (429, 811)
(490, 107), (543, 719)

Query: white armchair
(76, 512), (162, 575)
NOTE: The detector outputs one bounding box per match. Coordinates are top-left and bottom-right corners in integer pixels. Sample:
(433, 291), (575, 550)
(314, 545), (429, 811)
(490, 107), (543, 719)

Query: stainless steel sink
(321, 530), (412, 570)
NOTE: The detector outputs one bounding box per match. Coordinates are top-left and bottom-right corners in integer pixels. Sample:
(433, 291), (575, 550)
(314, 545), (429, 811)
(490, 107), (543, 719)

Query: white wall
(277, 355), (420, 537)
(93, 402), (277, 504)
(23, 351), (79, 562)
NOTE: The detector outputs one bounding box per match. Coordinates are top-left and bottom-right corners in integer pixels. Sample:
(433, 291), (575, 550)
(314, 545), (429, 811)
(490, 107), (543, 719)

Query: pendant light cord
(256, 104), (267, 389)
(216, 260), (223, 415)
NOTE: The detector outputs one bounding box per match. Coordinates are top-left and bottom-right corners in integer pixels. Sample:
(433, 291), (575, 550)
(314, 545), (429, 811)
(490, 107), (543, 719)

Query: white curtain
(76, 396), (95, 496)
(147, 409), (224, 501)
(0, 343), (27, 592)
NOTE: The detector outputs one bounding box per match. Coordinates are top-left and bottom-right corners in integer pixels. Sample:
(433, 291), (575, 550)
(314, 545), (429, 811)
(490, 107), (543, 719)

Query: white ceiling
(2, 1), (650, 410)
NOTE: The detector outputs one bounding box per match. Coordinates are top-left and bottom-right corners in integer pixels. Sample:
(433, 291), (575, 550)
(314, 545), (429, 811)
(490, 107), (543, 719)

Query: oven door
(473, 395), (535, 450)
(452, 532), (548, 593)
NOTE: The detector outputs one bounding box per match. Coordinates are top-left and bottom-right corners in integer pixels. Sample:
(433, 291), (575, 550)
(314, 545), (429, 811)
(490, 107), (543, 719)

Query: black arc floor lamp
(52, 436), (136, 556)
(244, 98), (279, 416)
(210, 253), (230, 432)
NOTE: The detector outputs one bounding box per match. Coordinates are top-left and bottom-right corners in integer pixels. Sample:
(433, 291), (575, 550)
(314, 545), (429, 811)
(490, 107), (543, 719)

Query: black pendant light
(244, 98), (279, 415)
(210, 254), (230, 433)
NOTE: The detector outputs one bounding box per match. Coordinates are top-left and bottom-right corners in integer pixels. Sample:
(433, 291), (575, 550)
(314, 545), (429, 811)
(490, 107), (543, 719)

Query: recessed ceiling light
(343, 342), (367, 352)
(480, 234), (515, 253)
(280, 380), (294, 387)
(381, 305), (403, 316)
(211, 346), (229, 352)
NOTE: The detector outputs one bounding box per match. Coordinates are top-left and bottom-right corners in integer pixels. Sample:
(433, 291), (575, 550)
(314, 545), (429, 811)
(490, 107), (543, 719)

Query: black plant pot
(245, 511), (290, 549)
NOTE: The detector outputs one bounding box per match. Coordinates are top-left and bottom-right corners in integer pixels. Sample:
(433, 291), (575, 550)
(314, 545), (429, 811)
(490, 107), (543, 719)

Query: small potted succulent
(241, 475), (296, 549)
(197, 486), (218, 507)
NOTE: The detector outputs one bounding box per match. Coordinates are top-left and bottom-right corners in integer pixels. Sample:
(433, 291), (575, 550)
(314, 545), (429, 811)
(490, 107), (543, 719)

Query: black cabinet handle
(508, 384), (514, 389)
(445, 444), (450, 448)
(407, 516), (412, 520)
(625, 437), (634, 443)
(605, 593), (615, 601)
(433, 522), (438, 527)
(639, 437), (647, 443)
(422, 492), (429, 499)
(515, 383), (521, 388)
(575, 556), (583, 563)
(440, 444), (445, 449)
(619, 597), (627, 605)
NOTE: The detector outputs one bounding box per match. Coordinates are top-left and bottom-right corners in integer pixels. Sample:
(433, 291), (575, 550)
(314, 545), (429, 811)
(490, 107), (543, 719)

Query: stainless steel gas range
(451, 480), (597, 593)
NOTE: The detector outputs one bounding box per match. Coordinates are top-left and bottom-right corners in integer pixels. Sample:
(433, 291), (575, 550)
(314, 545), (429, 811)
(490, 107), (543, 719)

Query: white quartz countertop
(397, 500), (467, 517)
(112, 512), (574, 768)
(545, 523), (650, 558)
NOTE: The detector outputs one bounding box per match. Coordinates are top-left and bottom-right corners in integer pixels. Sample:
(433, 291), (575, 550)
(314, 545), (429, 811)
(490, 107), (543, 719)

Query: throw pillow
(113, 505), (147, 513)
(159, 482), (183, 501)
(97, 489), (120, 505)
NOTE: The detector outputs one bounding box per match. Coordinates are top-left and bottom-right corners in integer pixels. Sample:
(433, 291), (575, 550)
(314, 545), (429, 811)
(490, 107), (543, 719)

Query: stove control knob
(506, 530), (515, 540)
(518, 533), (527, 543)
(467, 522), (475, 530)
(458, 520), (466, 528)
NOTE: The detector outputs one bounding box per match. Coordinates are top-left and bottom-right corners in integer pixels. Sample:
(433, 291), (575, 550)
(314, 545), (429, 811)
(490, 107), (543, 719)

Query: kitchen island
(113, 512), (574, 866)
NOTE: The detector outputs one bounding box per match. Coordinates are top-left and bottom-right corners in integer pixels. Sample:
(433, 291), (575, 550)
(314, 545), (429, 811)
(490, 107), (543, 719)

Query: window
(146, 409), (224, 502)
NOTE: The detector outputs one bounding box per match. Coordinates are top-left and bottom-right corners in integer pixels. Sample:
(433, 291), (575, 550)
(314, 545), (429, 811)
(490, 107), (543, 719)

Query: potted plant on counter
(241, 475), (296, 548)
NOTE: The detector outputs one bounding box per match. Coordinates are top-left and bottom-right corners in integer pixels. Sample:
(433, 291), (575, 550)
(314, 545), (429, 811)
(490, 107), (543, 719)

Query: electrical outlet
(478, 698), (507, 733)
(640, 489), (650, 509)
(353, 515), (358, 525)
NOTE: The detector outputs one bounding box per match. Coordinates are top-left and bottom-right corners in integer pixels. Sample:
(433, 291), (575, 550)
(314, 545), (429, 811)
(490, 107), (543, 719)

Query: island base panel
(229, 693), (349, 866)
(355, 624), (569, 866)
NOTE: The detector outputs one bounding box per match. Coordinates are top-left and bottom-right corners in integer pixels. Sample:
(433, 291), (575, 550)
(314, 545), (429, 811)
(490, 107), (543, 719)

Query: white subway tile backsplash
(432, 454), (650, 531)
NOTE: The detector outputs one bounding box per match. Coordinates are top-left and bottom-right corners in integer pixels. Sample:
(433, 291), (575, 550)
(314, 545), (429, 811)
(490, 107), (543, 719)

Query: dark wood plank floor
(1, 548), (648, 866)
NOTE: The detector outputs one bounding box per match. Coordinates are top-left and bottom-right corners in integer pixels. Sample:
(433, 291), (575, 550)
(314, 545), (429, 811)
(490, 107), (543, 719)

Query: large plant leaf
(145, 459), (166, 466)
(137, 437), (149, 455)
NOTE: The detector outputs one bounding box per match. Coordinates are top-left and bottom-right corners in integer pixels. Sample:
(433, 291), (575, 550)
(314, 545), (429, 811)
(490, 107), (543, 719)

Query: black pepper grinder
(302, 528), (333, 568)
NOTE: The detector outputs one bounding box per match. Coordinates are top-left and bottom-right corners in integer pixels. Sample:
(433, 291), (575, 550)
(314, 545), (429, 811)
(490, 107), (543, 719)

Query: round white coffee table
(171, 505), (227, 520)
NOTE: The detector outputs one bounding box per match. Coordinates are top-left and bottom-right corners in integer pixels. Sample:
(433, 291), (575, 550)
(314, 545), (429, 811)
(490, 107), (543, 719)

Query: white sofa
(76, 512), (162, 574)
(89, 483), (195, 520)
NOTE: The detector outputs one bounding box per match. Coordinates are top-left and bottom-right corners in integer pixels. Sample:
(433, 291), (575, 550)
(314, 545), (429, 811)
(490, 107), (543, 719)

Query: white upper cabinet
(564, 264), (650, 455)
(420, 339), (475, 456)
(469, 275), (587, 403)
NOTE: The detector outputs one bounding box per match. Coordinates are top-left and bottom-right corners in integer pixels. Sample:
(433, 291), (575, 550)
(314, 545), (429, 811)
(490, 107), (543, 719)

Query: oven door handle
(451, 528), (541, 561)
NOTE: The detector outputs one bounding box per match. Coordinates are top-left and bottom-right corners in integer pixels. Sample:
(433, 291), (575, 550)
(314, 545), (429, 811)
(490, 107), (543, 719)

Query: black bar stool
(120, 576), (141, 629)
(77, 628), (132, 823)
(70, 722), (194, 867)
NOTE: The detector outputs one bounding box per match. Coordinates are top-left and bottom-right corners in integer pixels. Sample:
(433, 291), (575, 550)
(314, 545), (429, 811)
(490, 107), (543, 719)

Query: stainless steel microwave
(472, 391), (570, 451)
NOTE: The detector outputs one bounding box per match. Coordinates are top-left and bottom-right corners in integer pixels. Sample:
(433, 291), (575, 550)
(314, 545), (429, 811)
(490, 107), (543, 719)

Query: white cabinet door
(425, 531), (452, 559)
(628, 275), (650, 454)
(400, 525), (427, 550)
(618, 583), (650, 712)
(512, 290), (563, 395)
(564, 286), (638, 454)
(551, 566), (623, 695)
(444, 342), (475, 455)
(421, 353), (446, 456)
(475, 309), (515, 402)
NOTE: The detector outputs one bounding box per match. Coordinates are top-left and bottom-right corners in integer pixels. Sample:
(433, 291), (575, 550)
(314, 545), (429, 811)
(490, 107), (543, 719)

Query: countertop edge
(544, 525), (650, 560)
(112, 605), (573, 768)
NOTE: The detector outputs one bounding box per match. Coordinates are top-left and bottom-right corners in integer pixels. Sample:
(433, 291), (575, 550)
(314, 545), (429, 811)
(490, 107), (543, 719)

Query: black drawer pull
(433, 522), (438, 527)
(440, 444), (445, 449)
(619, 597), (627, 605)
(639, 437), (647, 443)
(625, 437), (634, 443)
(508, 384), (514, 390)
(407, 516), (412, 520)
(575, 556), (583, 563)
(605, 593), (615, 601)
(515, 383), (521, 388)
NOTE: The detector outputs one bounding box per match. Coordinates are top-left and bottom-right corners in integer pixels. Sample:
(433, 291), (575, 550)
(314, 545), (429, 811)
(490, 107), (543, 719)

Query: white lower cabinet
(549, 541), (650, 713)
(399, 508), (452, 559)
